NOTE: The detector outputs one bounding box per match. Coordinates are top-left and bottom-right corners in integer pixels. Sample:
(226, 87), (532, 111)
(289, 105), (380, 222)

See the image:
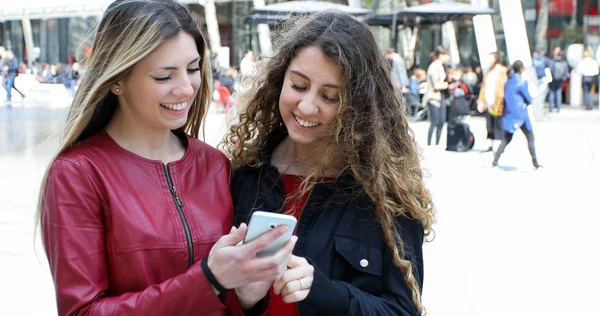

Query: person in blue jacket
(492, 60), (541, 169)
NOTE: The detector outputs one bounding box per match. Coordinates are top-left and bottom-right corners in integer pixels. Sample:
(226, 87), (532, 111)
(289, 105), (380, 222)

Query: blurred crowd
(0, 45), (81, 101)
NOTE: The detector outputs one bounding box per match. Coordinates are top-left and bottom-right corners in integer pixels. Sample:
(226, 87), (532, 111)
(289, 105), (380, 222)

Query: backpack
(552, 60), (568, 81)
(532, 56), (546, 79)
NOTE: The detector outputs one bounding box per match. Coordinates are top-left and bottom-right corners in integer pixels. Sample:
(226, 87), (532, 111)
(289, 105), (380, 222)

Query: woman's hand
(273, 255), (314, 303)
(235, 235), (298, 310)
(235, 280), (273, 311)
(207, 224), (296, 291)
(477, 102), (486, 113)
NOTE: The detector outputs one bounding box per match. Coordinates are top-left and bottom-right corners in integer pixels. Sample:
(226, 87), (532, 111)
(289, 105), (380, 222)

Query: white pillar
(442, 21), (460, 67)
(499, 0), (545, 120)
(21, 16), (35, 68)
(567, 44), (585, 107)
(499, 0), (532, 67)
(253, 0), (273, 57)
(471, 0), (497, 73)
(199, 0), (222, 52)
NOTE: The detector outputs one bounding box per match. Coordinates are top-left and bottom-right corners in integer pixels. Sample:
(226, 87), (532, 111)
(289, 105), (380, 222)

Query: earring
(115, 88), (120, 93)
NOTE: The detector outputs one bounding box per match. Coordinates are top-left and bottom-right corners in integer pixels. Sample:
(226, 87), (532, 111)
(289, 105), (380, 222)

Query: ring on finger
(298, 278), (304, 291)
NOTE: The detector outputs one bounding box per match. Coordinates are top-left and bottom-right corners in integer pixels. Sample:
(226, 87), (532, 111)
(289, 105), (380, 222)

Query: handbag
(487, 96), (504, 117)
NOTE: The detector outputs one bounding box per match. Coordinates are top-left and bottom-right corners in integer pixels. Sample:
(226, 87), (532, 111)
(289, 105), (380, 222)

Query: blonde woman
(477, 51), (508, 152)
(422, 46), (451, 146)
(38, 1), (295, 315)
(223, 11), (434, 315)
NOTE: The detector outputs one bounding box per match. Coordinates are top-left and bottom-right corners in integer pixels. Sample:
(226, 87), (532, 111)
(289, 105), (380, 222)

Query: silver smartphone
(243, 211), (297, 257)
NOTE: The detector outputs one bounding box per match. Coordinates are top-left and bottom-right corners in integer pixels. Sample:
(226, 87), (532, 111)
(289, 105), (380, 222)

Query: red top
(265, 173), (334, 316)
(265, 174), (306, 316)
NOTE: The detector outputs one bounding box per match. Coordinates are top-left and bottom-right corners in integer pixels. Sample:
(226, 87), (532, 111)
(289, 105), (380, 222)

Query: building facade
(0, 0), (596, 69)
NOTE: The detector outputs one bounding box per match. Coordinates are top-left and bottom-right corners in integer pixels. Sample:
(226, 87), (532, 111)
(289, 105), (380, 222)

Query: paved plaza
(1, 95), (599, 315)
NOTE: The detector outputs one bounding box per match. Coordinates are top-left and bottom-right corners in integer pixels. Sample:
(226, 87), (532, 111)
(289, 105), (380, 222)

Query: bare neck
(105, 109), (185, 163)
(271, 137), (343, 177)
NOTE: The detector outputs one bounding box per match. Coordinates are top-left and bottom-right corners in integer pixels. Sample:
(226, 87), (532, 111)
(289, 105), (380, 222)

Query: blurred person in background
(385, 48), (410, 97)
(492, 60), (541, 170)
(576, 49), (599, 111)
(423, 46), (451, 147)
(548, 46), (569, 113)
(2, 50), (25, 101)
(477, 51), (507, 152)
(461, 66), (479, 94)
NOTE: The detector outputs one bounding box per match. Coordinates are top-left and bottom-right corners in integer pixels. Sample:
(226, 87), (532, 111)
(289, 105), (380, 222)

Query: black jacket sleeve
(303, 216), (424, 316)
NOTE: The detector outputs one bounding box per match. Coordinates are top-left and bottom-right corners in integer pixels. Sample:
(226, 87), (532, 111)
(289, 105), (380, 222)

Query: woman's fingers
(283, 289), (310, 303)
(273, 263), (313, 295)
(280, 276), (313, 297)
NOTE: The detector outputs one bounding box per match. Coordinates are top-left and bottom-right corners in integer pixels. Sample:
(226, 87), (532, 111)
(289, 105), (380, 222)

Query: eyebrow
(290, 70), (340, 89)
(154, 56), (201, 70)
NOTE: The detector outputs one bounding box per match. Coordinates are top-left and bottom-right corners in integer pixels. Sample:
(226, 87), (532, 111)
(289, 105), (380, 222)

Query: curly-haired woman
(221, 11), (435, 316)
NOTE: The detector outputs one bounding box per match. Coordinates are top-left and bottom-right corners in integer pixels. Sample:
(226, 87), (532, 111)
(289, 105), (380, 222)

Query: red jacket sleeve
(42, 159), (243, 316)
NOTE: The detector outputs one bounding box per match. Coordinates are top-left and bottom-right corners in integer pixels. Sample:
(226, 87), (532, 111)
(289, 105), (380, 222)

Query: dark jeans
(492, 124), (539, 168)
(548, 81), (563, 112)
(583, 77), (594, 110)
(3, 73), (24, 100)
(427, 102), (446, 145)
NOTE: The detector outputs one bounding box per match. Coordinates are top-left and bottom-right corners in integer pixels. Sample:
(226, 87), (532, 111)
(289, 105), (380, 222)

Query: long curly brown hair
(221, 11), (435, 314)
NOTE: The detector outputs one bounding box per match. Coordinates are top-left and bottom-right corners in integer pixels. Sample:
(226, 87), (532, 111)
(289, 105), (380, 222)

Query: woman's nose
(173, 75), (195, 98)
(298, 94), (317, 116)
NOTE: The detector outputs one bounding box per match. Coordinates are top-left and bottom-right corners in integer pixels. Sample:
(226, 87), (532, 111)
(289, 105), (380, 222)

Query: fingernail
(281, 226), (289, 233)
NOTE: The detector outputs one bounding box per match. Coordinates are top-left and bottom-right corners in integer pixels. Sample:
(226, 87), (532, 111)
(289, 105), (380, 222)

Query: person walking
(576, 49), (599, 111)
(492, 60), (541, 170)
(423, 46), (451, 146)
(37, 1), (295, 315)
(548, 46), (569, 113)
(385, 48), (410, 98)
(3, 50), (25, 101)
(477, 51), (508, 152)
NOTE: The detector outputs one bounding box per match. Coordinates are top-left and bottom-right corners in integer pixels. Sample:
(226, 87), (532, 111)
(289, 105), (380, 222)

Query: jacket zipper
(163, 163), (194, 268)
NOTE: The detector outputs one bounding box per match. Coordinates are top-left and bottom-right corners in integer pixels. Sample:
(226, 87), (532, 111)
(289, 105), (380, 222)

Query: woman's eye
(323, 95), (339, 103)
(291, 83), (306, 91)
(153, 76), (171, 82)
(187, 67), (201, 74)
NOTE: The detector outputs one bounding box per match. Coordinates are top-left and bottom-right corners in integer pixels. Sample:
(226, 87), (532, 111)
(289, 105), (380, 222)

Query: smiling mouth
(160, 102), (187, 111)
(294, 115), (320, 128)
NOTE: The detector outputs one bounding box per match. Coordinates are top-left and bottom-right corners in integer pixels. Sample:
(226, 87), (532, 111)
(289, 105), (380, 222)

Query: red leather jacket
(42, 131), (244, 316)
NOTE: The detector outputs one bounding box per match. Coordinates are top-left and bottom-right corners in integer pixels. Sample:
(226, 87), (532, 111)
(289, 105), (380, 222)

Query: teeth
(295, 115), (320, 128)
(161, 102), (187, 111)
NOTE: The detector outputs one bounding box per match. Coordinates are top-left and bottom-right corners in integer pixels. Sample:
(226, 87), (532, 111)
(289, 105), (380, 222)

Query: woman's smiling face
(114, 31), (202, 132)
(278, 46), (342, 146)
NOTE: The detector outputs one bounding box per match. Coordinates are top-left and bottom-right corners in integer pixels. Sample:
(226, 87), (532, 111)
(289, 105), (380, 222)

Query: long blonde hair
(221, 11), (435, 314)
(35, 0), (212, 236)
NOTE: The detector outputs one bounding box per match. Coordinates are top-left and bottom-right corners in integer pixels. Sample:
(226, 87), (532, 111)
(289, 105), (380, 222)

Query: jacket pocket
(334, 235), (382, 277)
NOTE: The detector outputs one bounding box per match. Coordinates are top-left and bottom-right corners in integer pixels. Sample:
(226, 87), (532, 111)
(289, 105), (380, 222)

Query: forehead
(137, 31), (200, 69)
(287, 46), (342, 84)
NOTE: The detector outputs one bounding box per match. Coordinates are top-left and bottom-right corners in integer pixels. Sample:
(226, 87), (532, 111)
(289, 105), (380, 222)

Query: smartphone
(243, 211), (297, 257)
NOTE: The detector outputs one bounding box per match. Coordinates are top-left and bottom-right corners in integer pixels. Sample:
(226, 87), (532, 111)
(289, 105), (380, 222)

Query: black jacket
(231, 130), (425, 316)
